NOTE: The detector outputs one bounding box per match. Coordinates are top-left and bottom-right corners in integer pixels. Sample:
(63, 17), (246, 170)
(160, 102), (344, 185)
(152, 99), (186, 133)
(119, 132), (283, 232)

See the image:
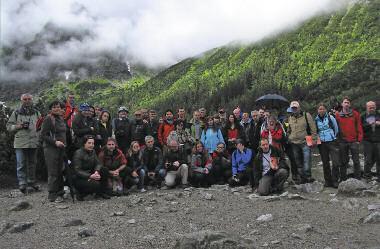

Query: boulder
(8, 222), (34, 233)
(173, 230), (256, 249)
(360, 212), (380, 224)
(338, 178), (368, 196)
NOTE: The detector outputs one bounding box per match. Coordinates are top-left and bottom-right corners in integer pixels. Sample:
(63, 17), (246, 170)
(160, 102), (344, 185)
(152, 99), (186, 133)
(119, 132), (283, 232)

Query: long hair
(225, 114), (240, 130)
(127, 141), (141, 157)
(204, 116), (217, 132)
(192, 141), (209, 155)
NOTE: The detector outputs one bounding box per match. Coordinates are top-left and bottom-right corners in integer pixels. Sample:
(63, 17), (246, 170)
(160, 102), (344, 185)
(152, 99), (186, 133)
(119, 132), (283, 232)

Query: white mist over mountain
(1, 0), (350, 83)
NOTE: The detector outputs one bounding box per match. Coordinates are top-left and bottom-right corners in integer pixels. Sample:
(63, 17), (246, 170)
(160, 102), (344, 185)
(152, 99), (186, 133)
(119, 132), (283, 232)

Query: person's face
(142, 110), (149, 119)
(318, 106), (327, 117)
(259, 109), (265, 117)
(236, 143), (244, 151)
(193, 112), (200, 120)
(268, 119), (275, 129)
(242, 113), (249, 122)
(166, 112), (173, 119)
(106, 141), (116, 151)
(216, 144), (225, 153)
(196, 143), (203, 153)
(149, 112), (157, 120)
(178, 109), (185, 118)
(119, 111), (127, 119)
(199, 110), (206, 117)
(51, 104), (62, 115)
(88, 108), (95, 117)
(260, 140), (270, 153)
(271, 157), (279, 168)
(342, 99), (351, 109)
(135, 113), (142, 120)
(101, 112), (110, 123)
(132, 143), (140, 152)
(366, 102), (376, 114)
(146, 139), (154, 148)
(218, 111), (226, 119)
(21, 95), (33, 107)
(233, 110), (240, 119)
(213, 118), (220, 124)
(95, 108), (102, 117)
(291, 107), (299, 114)
(207, 119), (214, 126)
(84, 138), (95, 151)
(264, 112), (270, 119)
(228, 115), (235, 123)
(251, 112), (259, 122)
(68, 95), (75, 102)
(159, 117), (164, 124)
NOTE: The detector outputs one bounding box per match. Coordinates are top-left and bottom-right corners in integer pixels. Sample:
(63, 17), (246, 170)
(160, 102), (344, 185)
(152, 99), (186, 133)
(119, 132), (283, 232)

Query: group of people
(6, 93), (380, 203)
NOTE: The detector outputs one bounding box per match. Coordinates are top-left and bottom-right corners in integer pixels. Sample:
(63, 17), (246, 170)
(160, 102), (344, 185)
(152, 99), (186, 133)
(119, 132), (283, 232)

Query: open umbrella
(255, 94), (289, 109)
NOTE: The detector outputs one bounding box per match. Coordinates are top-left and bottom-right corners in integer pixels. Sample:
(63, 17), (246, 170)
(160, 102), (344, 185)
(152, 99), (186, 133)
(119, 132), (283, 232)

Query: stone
(329, 198), (339, 203)
(297, 224), (313, 233)
(143, 235), (156, 240)
(338, 178), (368, 196)
(247, 194), (260, 200)
(184, 187), (194, 192)
(299, 181), (324, 193)
(342, 198), (360, 210)
(128, 219), (136, 224)
(262, 196), (281, 202)
(131, 196), (143, 205)
(78, 228), (94, 238)
(0, 221), (12, 235)
(256, 214), (273, 222)
(279, 191), (289, 197)
(175, 192), (183, 198)
(56, 205), (69, 209)
(173, 230), (256, 249)
(111, 211), (125, 216)
(288, 194), (306, 200)
(9, 200), (32, 211)
(201, 192), (213, 200)
(362, 190), (377, 197)
(271, 240), (281, 245)
(291, 233), (302, 239)
(63, 218), (85, 227)
(360, 212), (380, 224)
(368, 204), (380, 211)
(8, 222), (34, 233)
(164, 194), (176, 201)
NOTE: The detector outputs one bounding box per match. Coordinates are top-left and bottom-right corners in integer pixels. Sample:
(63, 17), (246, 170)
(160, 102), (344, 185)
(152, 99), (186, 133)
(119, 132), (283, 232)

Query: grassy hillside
(41, 0), (379, 114)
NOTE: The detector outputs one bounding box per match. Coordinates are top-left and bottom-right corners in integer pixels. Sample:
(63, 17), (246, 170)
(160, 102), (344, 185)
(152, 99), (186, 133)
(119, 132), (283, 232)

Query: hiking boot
(19, 185), (27, 194)
(96, 193), (111, 199)
(48, 192), (57, 202)
(139, 188), (147, 193)
(29, 183), (41, 191)
(76, 193), (85, 201)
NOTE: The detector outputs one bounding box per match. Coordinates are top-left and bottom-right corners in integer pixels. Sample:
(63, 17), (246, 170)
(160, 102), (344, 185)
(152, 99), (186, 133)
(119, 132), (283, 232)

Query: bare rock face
(338, 178), (368, 196)
(173, 230), (256, 249)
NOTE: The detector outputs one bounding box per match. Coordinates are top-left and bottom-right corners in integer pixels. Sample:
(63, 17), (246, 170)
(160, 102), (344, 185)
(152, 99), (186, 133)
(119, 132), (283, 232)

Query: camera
(22, 121), (30, 129)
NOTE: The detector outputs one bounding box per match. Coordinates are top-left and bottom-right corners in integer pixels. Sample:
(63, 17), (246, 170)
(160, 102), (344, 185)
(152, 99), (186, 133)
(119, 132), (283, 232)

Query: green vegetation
(41, 0), (379, 114)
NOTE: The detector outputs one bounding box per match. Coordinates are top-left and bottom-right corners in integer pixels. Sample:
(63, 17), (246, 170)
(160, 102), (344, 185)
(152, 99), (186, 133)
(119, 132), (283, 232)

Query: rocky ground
(0, 153), (379, 249)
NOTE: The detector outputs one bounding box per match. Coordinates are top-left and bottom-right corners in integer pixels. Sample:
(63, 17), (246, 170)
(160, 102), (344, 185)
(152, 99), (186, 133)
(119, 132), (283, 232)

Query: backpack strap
(304, 112), (311, 135)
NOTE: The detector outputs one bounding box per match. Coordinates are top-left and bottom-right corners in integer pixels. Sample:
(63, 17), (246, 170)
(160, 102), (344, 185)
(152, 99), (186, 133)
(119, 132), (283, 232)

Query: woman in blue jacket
(315, 103), (340, 188)
(201, 116), (225, 154)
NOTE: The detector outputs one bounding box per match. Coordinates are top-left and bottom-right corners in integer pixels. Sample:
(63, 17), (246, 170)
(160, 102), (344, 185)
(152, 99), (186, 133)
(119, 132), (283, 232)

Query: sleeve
(241, 149), (253, 166)
(217, 129), (225, 144)
(72, 116), (92, 136)
(40, 117), (56, 146)
(73, 150), (91, 179)
(252, 155), (261, 187)
(330, 115), (339, 137)
(307, 112), (318, 140)
(191, 154), (205, 173)
(356, 112), (363, 142)
(231, 151), (237, 176)
(6, 111), (18, 132)
(155, 148), (164, 172)
(200, 130), (206, 145)
(158, 123), (164, 145)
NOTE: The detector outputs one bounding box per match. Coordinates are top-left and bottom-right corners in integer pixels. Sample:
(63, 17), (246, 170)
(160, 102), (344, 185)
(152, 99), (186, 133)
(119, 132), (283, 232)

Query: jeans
(15, 148), (37, 186)
(318, 140), (341, 184)
(291, 143), (312, 179)
(257, 168), (289, 196)
(339, 142), (361, 180)
(363, 141), (380, 177)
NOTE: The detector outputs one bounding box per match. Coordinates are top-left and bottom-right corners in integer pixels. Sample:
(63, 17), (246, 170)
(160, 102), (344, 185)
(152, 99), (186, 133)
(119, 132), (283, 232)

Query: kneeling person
(163, 140), (189, 188)
(253, 138), (289, 196)
(229, 139), (253, 187)
(191, 142), (213, 187)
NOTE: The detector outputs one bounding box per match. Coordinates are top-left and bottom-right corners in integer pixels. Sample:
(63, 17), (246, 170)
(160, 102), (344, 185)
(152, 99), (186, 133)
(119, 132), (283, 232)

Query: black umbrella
(255, 94), (289, 109)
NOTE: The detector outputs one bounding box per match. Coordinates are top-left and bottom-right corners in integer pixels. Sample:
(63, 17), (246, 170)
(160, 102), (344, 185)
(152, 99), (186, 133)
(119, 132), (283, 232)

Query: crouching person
(229, 139), (254, 187)
(142, 136), (165, 188)
(211, 142), (231, 184)
(98, 138), (128, 196)
(73, 135), (111, 200)
(191, 142), (213, 187)
(253, 138), (289, 195)
(163, 140), (189, 188)
(125, 141), (146, 193)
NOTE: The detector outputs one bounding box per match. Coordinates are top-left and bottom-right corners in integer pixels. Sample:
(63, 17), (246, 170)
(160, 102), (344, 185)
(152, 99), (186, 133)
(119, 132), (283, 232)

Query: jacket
(98, 148), (127, 171)
(335, 109), (363, 142)
(141, 146), (163, 172)
(315, 114), (339, 142)
(130, 119), (150, 145)
(40, 114), (67, 148)
(158, 120), (175, 146)
(6, 106), (41, 148)
(98, 120), (113, 146)
(201, 128), (225, 154)
(248, 119), (263, 151)
(163, 149), (186, 171)
(288, 111), (317, 144)
(252, 146), (289, 187)
(261, 123), (286, 151)
(189, 118), (204, 141)
(361, 111), (380, 142)
(73, 148), (102, 179)
(191, 152), (212, 174)
(231, 148), (253, 175)
(72, 113), (98, 147)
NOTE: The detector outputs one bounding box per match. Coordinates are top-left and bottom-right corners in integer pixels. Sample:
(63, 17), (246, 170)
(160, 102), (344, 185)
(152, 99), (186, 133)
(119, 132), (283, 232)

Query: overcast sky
(1, 0), (350, 82)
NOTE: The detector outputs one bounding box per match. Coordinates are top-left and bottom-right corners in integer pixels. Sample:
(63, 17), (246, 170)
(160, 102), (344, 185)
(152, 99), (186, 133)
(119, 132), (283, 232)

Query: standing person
(72, 103), (97, 149)
(97, 110), (113, 148)
(163, 140), (189, 188)
(218, 108), (227, 129)
(148, 109), (160, 147)
(240, 112), (252, 145)
(72, 135), (111, 200)
(63, 93), (77, 159)
(177, 107), (191, 130)
(130, 110), (150, 147)
(201, 116), (225, 154)
(199, 108), (207, 124)
(40, 101), (67, 202)
(167, 119), (195, 163)
(252, 138), (289, 195)
(258, 109), (265, 121)
(315, 104), (340, 188)
(288, 101), (317, 183)
(335, 97), (363, 180)
(229, 139), (253, 187)
(6, 93), (41, 193)
(141, 136), (165, 188)
(261, 115), (287, 152)
(125, 141), (146, 192)
(361, 101), (380, 180)
(98, 138), (127, 196)
(233, 107), (242, 122)
(158, 109), (175, 150)
(211, 142), (231, 184)
(191, 142), (213, 187)
(223, 114), (245, 155)
(248, 110), (263, 154)
(113, 106), (132, 154)
(189, 110), (203, 142)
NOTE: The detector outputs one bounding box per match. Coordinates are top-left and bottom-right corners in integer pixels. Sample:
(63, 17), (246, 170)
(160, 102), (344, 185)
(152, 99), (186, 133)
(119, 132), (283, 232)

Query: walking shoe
(48, 192), (57, 202)
(140, 188), (147, 193)
(19, 185), (27, 194)
(76, 193), (85, 201)
(54, 196), (64, 203)
(96, 193), (111, 199)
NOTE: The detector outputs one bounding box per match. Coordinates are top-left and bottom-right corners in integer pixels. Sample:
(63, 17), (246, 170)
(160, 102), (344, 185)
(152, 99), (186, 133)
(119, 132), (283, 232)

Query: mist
(0, 0), (350, 83)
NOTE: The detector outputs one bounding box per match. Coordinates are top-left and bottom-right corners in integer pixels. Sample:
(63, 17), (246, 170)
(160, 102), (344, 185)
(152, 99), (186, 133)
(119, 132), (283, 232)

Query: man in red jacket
(335, 97), (363, 180)
(158, 109), (175, 150)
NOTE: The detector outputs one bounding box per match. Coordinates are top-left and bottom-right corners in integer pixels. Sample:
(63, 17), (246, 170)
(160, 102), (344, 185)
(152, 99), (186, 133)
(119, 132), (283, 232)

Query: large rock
(8, 222), (34, 233)
(9, 200), (32, 211)
(360, 212), (380, 224)
(338, 178), (368, 196)
(62, 218), (85, 227)
(173, 230), (256, 249)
